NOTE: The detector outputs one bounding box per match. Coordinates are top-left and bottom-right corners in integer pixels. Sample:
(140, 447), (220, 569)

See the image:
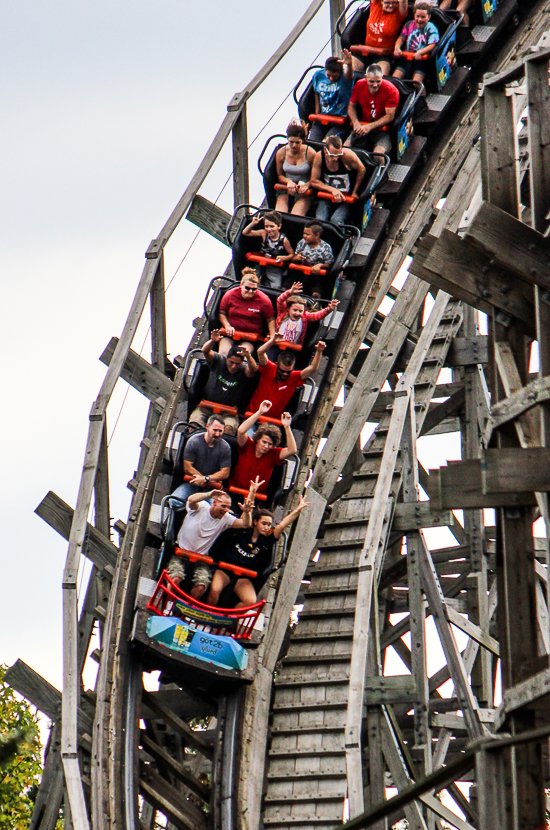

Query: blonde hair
(240, 268), (260, 285)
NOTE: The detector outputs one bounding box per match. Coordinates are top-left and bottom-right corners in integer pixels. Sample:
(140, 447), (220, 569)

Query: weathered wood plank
(484, 375), (550, 445)
(482, 447), (550, 494)
(36, 490), (117, 575)
(186, 195), (231, 246)
(100, 336), (172, 407)
(465, 200), (550, 290)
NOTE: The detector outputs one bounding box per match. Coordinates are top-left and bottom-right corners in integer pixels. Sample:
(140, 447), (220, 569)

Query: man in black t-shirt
(206, 495), (310, 607)
(188, 329), (257, 435)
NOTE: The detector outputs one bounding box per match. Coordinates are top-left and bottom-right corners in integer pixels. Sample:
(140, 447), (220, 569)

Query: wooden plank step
(268, 749), (346, 759)
(281, 653), (351, 665)
(296, 608), (356, 619)
(272, 701), (347, 713)
(301, 585), (357, 597)
(271, 725), (345, 736)
(267, 771), (347, 782)
(263, 821), (341, 828)
(289, 631), (352, 642)
(274, 675), (349, 688)
(264, 794), (345, 804)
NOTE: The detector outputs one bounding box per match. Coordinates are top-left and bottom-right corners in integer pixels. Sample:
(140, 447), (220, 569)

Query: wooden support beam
(465, 200), (550, 291)
(447, 336), (488, 367)
(330, 0), (345, 55)
(100, 336), (172, 407)
(411, 231), (535, 336)
(186, 195), (231, 246)
(232, 105), (249, 208)
(140, 733), (210, 801)
(431, 458), (537, 509)
(29, 722), (64, 830)
(417, 538), (485, 740)
(479, 80), (518, 216)
(482, 447), (550, 493)
(494, 667), (550, 731)
(445, 605), (500, 657)
(35, 491), (117, 575)
(484, 375), (550, 445)
(380, 711), (428, 830)
(139, 763), (206, 830)
(140, 691), (213, 759)
(4, 660), (92, 735)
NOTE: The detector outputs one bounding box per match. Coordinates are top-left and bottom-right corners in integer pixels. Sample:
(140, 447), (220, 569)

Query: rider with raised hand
(229, 401), (298, 502)
(206, 494), (311, 607)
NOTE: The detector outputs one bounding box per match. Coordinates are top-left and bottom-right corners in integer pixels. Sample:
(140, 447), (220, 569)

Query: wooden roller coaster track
(7, 2), (550, 829)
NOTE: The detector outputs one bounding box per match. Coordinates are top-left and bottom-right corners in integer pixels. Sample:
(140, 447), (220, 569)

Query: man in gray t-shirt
(170, 415), (232, 505)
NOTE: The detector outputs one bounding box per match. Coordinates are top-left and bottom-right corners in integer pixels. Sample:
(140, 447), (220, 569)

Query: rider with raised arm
(309, 51), (355, 143)
(248, 337), (327, 420)
(188, 330), (257, 434)
(167, 482), (258, 599)
(206, 494), (310, 607)
(275, 281), (339, 346)
(229, 401), (298, 501)
(351, 0), (408, 74)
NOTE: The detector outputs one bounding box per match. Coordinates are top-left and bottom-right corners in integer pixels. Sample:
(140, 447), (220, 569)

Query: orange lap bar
(317, 191), (358, 204)
(228, 485), (268, 503)
(308, 113), (347, 125)
(219, 327), (261, 342)
(245, 411), (282, 427)
(274, 183), (313, 195)
(199, 400), (239, 415)
(174, 546), (257, 578)
(400, 51), (429, 60)
(288, 262), (327, 277)
(246, 252), (283, 268)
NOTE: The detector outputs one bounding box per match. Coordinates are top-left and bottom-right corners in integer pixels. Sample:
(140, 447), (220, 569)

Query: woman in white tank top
(275, 121), (316, 216)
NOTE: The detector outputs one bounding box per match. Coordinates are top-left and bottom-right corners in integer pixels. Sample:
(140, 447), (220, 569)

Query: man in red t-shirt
(347, 64), (399, 160)
(230, 402), (297, 502)
(248, 335), (326, 420)
(352, 0), (408, 74)
(218, 268), (275, 356)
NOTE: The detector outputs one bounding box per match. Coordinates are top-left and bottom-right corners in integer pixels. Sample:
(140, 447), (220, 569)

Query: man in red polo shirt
(248, 335), (326, 420)
(347, 64), (399, 161)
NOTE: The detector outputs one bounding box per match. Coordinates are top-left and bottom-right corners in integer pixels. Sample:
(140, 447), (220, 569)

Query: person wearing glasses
(351, 0), (408, 75)
(347, 64), (399, 161)
(310, 135), (366, 226)
(218, 268), (276, 356)
(247, 335), (327, 422)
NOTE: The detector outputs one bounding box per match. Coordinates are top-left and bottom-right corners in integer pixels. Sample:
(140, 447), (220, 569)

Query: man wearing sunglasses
(219, 267), (275, 356)
(310, 135), (366, 226)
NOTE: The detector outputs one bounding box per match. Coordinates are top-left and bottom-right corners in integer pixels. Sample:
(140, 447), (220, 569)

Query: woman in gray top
(275, 121), (316, 216)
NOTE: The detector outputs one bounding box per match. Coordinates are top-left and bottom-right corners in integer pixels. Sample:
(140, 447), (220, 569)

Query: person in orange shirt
(352, 0), (408, 75)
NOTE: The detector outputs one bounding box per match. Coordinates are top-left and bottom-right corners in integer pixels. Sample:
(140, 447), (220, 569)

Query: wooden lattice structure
(6, 3), (550, 830)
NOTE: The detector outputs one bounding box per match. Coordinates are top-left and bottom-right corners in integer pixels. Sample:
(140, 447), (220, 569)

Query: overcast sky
(0, 1), (475, 711)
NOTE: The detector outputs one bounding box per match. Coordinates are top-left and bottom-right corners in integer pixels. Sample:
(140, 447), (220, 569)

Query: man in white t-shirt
(167, 488), (254, 599)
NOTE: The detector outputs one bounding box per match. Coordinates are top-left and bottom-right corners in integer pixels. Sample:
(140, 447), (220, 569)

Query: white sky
(0, 0), (501, 730)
